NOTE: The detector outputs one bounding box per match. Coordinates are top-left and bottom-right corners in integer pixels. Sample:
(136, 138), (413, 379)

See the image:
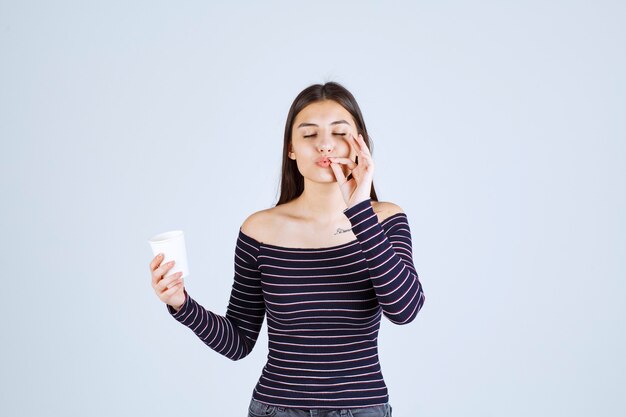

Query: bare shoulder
(372, 200), (405, 222)
(240, 209), (274, 242)
(240, 205), (290, 243)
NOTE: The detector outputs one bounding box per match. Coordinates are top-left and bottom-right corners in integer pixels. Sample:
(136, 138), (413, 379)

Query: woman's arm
(166, 231), (265, 361)
(343, 198), (425, 325)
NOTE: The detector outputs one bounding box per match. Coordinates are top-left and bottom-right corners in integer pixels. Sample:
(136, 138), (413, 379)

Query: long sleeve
(343, 198), (425, 324)
(166, 231), (265, 360)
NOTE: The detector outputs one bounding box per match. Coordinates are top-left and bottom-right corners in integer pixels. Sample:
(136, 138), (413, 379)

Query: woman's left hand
(329, 133), (375, 209)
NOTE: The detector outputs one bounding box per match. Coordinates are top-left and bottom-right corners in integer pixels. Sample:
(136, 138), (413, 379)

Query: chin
(302, 171), (338, 184)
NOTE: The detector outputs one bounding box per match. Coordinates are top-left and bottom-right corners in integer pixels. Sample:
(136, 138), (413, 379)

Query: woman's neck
(292, 181), (349, 221)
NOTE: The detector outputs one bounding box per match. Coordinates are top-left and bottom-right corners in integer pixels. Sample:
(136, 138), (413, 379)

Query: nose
(317, 131), (338, 154)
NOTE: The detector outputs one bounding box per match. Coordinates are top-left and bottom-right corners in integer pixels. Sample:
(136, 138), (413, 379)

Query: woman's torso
(239, 199), (406, 409)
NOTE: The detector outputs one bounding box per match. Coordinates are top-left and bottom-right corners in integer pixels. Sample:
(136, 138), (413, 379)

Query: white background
(1, 1), (624, 416)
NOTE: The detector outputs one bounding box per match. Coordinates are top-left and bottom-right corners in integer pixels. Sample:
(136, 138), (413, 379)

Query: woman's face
(289, 100), (359, 184)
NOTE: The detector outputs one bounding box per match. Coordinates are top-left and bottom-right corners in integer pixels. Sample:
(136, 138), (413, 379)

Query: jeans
(248, 398), (392, 417)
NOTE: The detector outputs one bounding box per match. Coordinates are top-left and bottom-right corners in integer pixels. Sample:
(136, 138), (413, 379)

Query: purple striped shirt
(167, 198), (425, 409)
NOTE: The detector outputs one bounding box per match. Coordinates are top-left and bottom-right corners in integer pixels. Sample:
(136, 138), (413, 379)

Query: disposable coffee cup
(148, 230), (190, 279)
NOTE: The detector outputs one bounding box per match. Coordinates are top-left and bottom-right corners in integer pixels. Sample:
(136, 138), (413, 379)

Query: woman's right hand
(150, 254), (185, 311)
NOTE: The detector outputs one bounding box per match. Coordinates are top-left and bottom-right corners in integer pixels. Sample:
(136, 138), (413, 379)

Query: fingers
(150, 254), (163, 271)
(347, 133), (371, 159)
(332, 133), (371, 177)
(348, 133), (374, 175)
(150, 254), (164, 286)
(328, 157), (357, 170)
(161, 278), (184, 298)
(344, 133), (359, 154)
(329, 156), (356, 180)
(157, 272), (184, 293)
(355, 133), (371, 156)
(151, 258), (176, 287)
(329, 161), (347, 185)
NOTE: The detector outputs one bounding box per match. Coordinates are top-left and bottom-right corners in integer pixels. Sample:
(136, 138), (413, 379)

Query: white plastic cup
(148, 230), (190, 279)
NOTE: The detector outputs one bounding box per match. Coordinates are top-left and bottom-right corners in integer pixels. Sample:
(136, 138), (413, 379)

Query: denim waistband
(248, 397), (392, 417)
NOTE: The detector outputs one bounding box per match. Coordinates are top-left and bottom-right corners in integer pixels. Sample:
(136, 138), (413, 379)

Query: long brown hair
(275, 82), (379, 206)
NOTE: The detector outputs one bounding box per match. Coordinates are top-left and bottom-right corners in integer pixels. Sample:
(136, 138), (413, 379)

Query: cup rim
(148, 230), (184, 243)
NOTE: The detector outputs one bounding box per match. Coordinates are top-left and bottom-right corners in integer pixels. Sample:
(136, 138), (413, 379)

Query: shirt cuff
(343, 198), (376, 235)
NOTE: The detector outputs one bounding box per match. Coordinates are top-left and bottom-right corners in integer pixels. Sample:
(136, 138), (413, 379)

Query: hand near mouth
(329, 133), (375, 209)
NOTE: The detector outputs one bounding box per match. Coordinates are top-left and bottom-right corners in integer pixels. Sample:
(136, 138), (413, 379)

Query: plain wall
(1, 1), (624, 416)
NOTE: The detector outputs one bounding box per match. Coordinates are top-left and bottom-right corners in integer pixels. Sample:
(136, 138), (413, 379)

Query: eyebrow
(297, 120), (350, 129)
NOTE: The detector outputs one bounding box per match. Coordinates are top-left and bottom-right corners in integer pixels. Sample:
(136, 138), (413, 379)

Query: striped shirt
(167, 198), (425, 409)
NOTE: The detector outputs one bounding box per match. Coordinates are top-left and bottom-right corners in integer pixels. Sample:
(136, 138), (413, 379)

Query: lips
(315, 157), (331, 168)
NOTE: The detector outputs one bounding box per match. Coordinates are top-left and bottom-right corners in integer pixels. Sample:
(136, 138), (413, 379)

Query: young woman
(150, 82), (425, 417)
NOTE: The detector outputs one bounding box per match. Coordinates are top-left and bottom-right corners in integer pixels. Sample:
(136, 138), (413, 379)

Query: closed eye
(303, 133), (347, 138)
